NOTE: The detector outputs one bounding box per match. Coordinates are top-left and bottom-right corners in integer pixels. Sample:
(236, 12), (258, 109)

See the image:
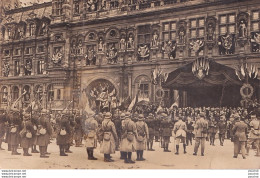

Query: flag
(79, 90), (95, 115)
(128, 92), (139, 111)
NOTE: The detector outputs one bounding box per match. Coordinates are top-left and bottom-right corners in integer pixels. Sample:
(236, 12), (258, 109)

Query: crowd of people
(0, 105), (259, 164)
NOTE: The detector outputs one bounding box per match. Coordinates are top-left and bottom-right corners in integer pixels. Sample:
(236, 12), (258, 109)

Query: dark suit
(218, 121), (227, 146)
(232, 121), (247, 158)
(193, 118), (208, 155)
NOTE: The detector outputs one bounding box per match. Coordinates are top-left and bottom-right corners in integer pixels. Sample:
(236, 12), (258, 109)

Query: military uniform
(146, 114), (155, 151)
(20, 115), (34, 156)
(208, 118), (217, 146)
(74, 116), (84, 147)
(119, 113), (126, 160)
(173, 118), (187, 154)
(36, 113), (52, 158)
(247, 115), (260, 156)
(218, 117), (227, 146)
(31, 113), (40, 153)
(120, 112), (137, 163)
(193, 113), (208, 156)
(56, 115), (71, 156)
(135, 114), (149, 161)
(161, 117), (172, 152)
(9, 111), (22, 155)
(0, 112), (6, 150)
(84, 116), (98, 160)
(232, 117), (247, 159)
(186, 117), (194, 146)
(100, 112), (118, 162)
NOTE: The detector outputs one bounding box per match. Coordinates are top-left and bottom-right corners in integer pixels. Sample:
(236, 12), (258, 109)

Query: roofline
(5, 2), (52, 15)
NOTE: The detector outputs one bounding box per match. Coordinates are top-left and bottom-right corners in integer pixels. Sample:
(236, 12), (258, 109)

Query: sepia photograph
(0, 0), (259, 173)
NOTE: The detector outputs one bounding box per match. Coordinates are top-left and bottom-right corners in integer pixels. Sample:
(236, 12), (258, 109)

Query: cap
(104, 112), (112, 119)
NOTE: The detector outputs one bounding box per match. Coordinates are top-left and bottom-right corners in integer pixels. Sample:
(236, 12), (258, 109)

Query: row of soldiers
(0, 107), (259, 163)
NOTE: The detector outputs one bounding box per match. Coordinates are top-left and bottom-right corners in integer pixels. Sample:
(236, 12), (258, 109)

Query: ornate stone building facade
(0, 0), (259, 111)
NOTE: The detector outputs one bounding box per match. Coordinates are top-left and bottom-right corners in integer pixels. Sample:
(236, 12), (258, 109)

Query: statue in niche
(106, 44), (118, 64)
(85, 47), (96, 65)
(98, 37), (105, 52)
(151, 31), (159, 47)
(162, 40), (176, 59)
(238, 19), (247, 38)
(2, 62), (10, 77)
(178, 26), (186, 44)
(127, 33), (134, 49)
(207, 23), (214, 41)
(119, 34), (126, 51)
(78, 39), (83, 54)
(24, 60), (32, 76)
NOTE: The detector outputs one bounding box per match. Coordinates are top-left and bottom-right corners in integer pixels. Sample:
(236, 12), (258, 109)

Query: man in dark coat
(218, 115), (227, 146)
(208, 116), (218, 146)
(9, 110), (22, 155)
(146, 113), (155, 151)
(232, 114), (247, 159)
(56, 115), (71, 156)
(74, 115), (84, 147)
(20, 113), (34, 156)
(160, 113), (172, 152)
(0, 111), (6, 150)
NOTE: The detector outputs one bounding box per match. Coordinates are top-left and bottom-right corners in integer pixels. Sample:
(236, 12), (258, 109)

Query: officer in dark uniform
(160, 113), (172, 152)
(9, 110), (22, 155)
(154, 116), (161, 142)
(146, 113), (155, 151)
(20, 113), (34, 156)
(56, 115), (71, 156)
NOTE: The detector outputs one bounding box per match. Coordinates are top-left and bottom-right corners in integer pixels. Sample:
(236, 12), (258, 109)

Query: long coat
(173, 120), (187, 138)
(84, 118), (98, 148)
(232, 121), (248, 142)
(249, 119), (260, 139)
(20, 120), (34, 149)
(208, 120), (218, 134)
(100, 119), (118, 154)
(56, 118), (71, 146)
(194, 118), (208, 138)
(9, 114), (22, 146)
(135, 120), (149, 150)
(120, 118), (137, 152)
(146, 118), (155, 139)
(36, 117), (52, 147)
(218, 121), (227, 135)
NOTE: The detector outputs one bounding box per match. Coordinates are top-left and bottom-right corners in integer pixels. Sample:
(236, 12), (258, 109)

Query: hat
(104, 112), (112, 119)
(125, 112), (131, 117)
(251, 114), (257, 119)
(161, 113), (168, 117)
(200, 112), (205, 117)
(138, 114), (144, 120)
(234, 114), (240, 119)
(120, 113), (125, 120)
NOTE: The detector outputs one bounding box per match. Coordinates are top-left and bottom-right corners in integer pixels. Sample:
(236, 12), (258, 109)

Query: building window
(4, 50), (10, 56)
(73, 0), (80, 15)
(14, 48), (21, 56)
(162, 21), (177, 42)
(38, 46), (45, 53)
(189, 18), (205, 56)
(110, 0), (119, 9)
(12, 86), (19, 101)
(219, 13), (236, 35)
(138, 83), (149, 101)
(14, 61), (20, 76)
(57, 89), (61, 100)
(47, 85), (54, 102)
(37, 60), (45, 74)
(25, 47), (32, 54)
(1, 87), (8, 103)
(252, 10), (260, 32)
(29, 23), (36, 36)
(53, 0), (64, 16)
(138, 25), (151, 46)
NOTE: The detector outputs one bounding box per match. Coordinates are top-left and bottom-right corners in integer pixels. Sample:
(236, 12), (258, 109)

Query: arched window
(1, 86), (8, 103)
(47, 85), (54, 102)
(135, 75), (151, 101)
(12, 86), (19, 101)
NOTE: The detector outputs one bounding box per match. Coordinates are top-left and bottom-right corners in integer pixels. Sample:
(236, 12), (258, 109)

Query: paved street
(0, 137), (259, 169)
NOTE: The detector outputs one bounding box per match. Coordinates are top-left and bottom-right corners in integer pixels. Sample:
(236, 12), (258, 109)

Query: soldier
(208, 116), (217, 146)
(232, 114), (247, 159)
(100, 112), (118, 162)
(84, 115), (98, 160)
(154, 116), (160, 142)
(56, 114), (71, 156)
(36, 110), (52, 158)
(9, 110), (22, 155)
(218, 115), (227, 146)
(146, 113), (155, 151)
(20, 113), (34, 156)
(135, 114), (149, 161)
(119, 113), (126, 159)
(31, 112), (40, 153)
(193, 112), (208, 156)
(160, 113), (172, 152)
(173, 116), (187, 154)
(120, 112), (137, 163)
(65, 113), (75, 153)
(186, 115), (194, 146)
(246, 114), (260, 156)
(74, 115), (84, 147)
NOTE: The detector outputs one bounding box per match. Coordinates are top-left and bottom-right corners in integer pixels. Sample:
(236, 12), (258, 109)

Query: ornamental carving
(218, 34), (235, 55)
(85, 47), (96, 66)
(237, 12), (249, 38)
(137, 44), (150, 61)
(177, 21), (187, 44)
(52, 48), (63, 65)
(161, 40), (176, 59)
(106, 44), (118, 64)
(251, 32), (260, 52)
(206, 16), (216, 41)
(2, 62), (10, 77)
(189, 40), (204, 55)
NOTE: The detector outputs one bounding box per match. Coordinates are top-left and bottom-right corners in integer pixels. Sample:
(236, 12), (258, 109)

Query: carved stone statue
(98, 37), (105, 52)
(119, 35), (126, 51)
(127, 33), (134, 49)
(2, 62), (10, 77)
(151, 31), (159, 47)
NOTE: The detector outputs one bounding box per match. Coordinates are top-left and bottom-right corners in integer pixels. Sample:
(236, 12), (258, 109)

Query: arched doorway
(86, 79), (117, 112)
